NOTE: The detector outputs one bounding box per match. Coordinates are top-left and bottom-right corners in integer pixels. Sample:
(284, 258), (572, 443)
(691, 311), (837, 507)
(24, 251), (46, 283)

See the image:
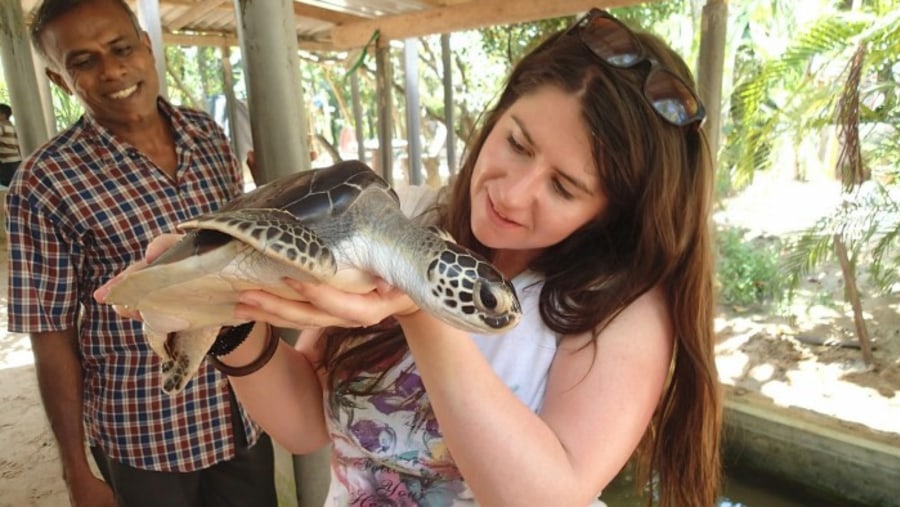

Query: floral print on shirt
(325, 353), (471, 506)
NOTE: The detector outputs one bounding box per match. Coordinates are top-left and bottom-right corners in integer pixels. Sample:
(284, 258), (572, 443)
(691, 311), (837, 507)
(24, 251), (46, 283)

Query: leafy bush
(716, 226), (785, 306)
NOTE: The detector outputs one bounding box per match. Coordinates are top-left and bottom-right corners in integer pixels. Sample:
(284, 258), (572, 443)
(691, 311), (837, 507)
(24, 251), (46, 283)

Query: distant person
(5, 0), (277, 506)
(0, 103), (22, 187)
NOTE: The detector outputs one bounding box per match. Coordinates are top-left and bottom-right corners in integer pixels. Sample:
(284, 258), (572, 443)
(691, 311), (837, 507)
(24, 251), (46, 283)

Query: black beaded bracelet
(207, 323), (279, 377)
(207, 321), (256, 357)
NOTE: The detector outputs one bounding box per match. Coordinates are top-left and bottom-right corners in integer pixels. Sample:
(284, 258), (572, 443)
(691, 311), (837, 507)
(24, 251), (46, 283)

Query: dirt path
(0, 338), (67, 507)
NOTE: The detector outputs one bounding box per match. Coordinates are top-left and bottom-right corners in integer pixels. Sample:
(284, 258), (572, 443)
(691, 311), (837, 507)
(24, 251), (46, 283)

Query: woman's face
(470, 86), (607, 270)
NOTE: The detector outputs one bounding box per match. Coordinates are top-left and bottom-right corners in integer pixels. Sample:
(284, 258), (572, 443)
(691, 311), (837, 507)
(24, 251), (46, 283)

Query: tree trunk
(833, 233), (875, 367)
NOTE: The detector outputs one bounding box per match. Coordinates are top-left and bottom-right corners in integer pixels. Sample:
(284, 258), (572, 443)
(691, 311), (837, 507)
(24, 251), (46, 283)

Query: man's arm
(30, 329), (115, 506)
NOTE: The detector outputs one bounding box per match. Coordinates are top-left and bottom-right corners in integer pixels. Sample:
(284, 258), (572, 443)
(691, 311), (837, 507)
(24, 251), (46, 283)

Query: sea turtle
(104, 160), (521, 395)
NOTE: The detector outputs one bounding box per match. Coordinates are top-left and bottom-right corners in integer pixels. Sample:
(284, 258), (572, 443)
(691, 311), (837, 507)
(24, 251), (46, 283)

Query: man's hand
(68, 473), (118, 507)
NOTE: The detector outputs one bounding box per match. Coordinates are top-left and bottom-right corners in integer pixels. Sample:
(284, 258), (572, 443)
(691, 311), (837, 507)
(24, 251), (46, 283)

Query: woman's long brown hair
(322, 24), (721, 507)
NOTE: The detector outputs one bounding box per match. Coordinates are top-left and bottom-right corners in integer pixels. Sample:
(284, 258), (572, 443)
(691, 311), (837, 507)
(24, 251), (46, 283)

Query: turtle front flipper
(156, 326), (221, 395)
(179, 208), (338, 282)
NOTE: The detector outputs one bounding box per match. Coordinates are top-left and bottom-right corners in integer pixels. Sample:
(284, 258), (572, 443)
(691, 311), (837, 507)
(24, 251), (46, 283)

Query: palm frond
(722, 12), (873, 185)
(783, 183), (900, 295)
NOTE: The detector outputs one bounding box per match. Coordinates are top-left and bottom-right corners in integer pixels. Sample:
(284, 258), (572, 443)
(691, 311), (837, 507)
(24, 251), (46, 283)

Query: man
(5, 0), (277, 505)
(0, 103), (22, 186)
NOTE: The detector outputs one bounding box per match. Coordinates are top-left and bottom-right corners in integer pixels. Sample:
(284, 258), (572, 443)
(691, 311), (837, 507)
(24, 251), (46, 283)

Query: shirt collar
(79, 98), (205, 173)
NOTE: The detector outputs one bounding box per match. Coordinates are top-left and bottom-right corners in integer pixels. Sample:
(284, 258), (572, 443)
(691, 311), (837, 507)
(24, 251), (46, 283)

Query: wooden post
(441, 33), (456, 176)
(350, 73), (366, 163)
(403, 38), (423, 185)
(136, 0), (168, 100)
(0, 0), (50, 155)
(233, 0), (310, 182)
(696, 0), (727, 171)
(375, 38), (394, 184)
(220, 45), (240, 158)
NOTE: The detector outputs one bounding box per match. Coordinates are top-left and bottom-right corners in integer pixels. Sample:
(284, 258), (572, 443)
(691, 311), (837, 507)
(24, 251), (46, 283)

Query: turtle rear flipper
(155, 326), (221, 395)
(179, 208), (338, 281)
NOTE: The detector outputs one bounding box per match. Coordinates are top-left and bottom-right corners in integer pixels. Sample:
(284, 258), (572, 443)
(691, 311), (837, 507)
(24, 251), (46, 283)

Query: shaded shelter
(5, 0), (728, 186)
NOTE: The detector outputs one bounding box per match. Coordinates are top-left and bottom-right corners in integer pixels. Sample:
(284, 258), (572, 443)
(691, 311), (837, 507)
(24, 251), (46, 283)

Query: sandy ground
(713, 172), (900, 441)
(0, 341), (64, 507)
(1, 172), (898, 506)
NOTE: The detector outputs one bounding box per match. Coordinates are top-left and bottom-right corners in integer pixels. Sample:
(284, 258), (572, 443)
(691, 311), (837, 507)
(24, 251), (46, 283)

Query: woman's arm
(396, 287), (673, 507)
(216, 277), (419, 454)
(239, 277), (672, 505)
(218, 325), (331, 454)
(222, 278), (420, 449)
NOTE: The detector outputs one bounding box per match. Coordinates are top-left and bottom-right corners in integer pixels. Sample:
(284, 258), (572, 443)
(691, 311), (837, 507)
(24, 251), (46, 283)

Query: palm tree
(724, 3), (900, 366)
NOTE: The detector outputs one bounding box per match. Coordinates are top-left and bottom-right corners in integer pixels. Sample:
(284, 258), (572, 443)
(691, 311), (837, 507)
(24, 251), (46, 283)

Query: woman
(100, 9), (721, 506)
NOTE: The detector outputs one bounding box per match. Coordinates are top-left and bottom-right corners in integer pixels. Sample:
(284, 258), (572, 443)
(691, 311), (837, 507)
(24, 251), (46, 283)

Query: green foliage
(783, 182), (900, 294)
(615, 1), (692, 27)
(479, 17), (569, 65)
(721, 4), (900, 191)
(164, 45), (231, 109)
(614, 0), (699, 60)
(716, 226), (785, 306)
(0, 63), (81, 130)
(49, 87), (83, 130)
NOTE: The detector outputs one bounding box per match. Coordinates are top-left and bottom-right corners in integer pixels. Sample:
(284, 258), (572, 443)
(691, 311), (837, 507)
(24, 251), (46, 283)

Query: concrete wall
(723, 386), (900, 507)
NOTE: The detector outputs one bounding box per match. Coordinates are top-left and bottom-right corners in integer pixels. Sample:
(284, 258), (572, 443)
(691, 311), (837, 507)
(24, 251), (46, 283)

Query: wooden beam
(293, 2), (366, 25)
(330, 0), (652, 49)
(168, 0), (226, 31)
(162, 0), (366, 32)
(163, 30), (333, 52)
(203, 8), (231, 27)
(164, 30), (236, 47)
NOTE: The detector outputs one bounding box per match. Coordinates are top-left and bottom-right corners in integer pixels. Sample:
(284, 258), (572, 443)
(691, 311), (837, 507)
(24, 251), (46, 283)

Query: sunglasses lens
(570, 10), (706, 128)
(645, 68), (703, 126)
(581, 16), (643, 67)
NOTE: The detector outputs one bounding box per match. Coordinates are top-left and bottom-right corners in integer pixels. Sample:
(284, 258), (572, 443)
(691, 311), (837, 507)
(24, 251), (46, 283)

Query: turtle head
(425, 242), (521, 334)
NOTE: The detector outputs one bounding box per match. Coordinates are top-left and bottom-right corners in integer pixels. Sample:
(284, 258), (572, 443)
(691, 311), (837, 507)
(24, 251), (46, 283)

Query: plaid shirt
(5, 99), (261, 472)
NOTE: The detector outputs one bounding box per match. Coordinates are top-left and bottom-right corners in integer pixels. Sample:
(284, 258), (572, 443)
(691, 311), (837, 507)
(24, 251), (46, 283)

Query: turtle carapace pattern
(104, 160), (522, 394)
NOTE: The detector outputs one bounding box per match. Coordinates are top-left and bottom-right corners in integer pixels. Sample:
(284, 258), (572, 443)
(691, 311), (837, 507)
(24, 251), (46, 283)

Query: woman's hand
(92, 233), (185, 319)
(235, 278), (419, 330)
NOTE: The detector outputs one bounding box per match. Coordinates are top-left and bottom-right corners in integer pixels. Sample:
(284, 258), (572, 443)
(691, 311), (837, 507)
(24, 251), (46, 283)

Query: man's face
(40, 0), (160, 130)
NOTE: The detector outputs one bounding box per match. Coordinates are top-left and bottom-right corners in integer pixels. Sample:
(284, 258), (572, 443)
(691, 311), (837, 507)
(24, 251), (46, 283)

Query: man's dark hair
(0, 104), (11, 118)
(30, 0), (142, 58)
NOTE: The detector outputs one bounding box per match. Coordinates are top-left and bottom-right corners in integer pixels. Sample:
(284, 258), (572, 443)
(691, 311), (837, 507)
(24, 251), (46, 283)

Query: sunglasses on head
(564, 9), (706, 128)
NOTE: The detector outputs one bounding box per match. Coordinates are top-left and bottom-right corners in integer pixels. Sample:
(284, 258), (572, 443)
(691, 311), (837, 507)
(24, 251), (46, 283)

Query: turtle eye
(477, 283), (498, 311)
